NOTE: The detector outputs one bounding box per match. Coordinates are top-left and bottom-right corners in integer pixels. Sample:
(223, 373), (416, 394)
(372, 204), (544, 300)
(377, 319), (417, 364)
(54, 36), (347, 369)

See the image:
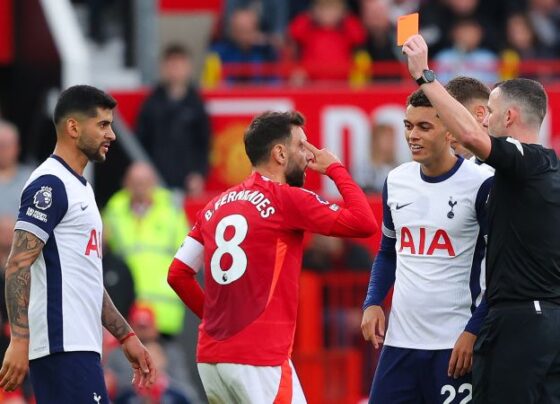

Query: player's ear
(505, 107), (517, 128)
(474, 105), (486, 123)
(65, 116), (80, 139)
(271, 144), (287, 165)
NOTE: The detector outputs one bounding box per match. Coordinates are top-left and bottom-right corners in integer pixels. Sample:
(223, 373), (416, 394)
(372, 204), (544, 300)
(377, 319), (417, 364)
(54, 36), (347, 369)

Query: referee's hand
(361, 305), (385, 349)
(448, 331), (476, 379)
(0, 338), (29, 392)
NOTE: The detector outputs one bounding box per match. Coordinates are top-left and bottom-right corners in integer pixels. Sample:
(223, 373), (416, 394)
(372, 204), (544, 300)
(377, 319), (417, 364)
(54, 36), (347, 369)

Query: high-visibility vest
(103, 188), (189, 336)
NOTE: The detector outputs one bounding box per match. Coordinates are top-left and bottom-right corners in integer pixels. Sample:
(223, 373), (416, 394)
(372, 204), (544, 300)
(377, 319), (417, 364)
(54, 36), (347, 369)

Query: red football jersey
(189, 172), (344, 365)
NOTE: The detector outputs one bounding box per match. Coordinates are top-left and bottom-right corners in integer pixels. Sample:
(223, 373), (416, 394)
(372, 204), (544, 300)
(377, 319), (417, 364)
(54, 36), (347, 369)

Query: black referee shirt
(485, 136), (560, 304)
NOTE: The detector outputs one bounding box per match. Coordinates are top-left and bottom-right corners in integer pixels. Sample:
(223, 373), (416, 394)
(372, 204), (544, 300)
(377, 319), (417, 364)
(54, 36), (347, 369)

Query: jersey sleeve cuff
(325, 162), (345, 177)
(15, 220), (49, 243)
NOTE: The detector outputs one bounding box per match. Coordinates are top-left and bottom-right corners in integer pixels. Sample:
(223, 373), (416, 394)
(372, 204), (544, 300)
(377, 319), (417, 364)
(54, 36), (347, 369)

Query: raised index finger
(302, 140), (320, 154)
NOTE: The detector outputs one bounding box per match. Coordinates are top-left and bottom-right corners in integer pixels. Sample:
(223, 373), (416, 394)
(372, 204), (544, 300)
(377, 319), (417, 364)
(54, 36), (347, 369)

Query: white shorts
(197, 360), (307, 404)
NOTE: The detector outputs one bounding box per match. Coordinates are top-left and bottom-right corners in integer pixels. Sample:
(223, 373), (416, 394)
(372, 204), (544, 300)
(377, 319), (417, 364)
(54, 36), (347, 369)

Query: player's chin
(92, 151), (107, 163)
(410, 149), (427, 162)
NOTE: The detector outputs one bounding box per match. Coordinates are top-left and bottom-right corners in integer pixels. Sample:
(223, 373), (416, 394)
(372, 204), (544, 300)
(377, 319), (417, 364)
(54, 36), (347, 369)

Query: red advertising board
(159, 0), (222, 12)
(0, 0), (13, 64)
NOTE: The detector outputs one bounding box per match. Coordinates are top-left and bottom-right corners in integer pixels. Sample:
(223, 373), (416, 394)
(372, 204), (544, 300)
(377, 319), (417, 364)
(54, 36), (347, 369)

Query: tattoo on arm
(102, 289), (132, 340)
(5, 230), (44, 339)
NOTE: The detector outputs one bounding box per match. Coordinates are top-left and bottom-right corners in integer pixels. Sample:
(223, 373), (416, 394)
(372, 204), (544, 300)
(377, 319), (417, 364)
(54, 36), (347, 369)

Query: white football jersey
(469, 155), (495, 174)
(15, 156), (104, 360)
(384, 158), (492, 349)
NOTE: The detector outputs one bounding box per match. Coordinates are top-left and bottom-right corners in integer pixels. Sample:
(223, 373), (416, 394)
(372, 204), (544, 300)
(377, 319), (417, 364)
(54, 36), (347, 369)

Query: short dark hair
(53, 85), (117, 126)
(495, 78), (547, 127)
(445, 76), (490, 106)
(244, 111), (305, 166)
(162, 43), (191, 60)
(406, 89), (432, 108)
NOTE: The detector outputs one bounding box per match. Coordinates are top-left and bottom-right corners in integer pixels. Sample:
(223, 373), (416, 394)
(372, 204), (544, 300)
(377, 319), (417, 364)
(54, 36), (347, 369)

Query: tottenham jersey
(15, 156), (104, 360)
(384, 158), (492, 349)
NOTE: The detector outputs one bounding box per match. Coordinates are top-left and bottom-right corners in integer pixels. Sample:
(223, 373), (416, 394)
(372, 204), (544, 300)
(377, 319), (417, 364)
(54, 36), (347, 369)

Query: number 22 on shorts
(441, 383), (472, 404)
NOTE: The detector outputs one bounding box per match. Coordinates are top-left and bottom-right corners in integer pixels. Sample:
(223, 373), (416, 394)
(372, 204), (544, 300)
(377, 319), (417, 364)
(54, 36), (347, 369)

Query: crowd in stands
(204, 0), (560, 85)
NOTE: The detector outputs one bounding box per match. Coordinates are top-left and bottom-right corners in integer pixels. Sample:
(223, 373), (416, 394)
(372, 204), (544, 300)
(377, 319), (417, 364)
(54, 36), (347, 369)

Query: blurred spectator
(289, 0), (366, 81)
(0, 121), (35, 219)
(102, 162), (189, 340)
(502, 12), (557, 81)
(419, 0), (498, 56)
(107, 304), (198, 403)
(288, 0), (312, 20)
(360, 0), (400, 81)
(303, 234), (372, 273)
(387, 0), (420, 24)
(211, 7), (278, 83)
(103, 242), (136, 318)
(224, 0), (289, 46)
(504, 12), (556, 59)
(115, 341), (192, 404)
(434, 18), (499, 85)
(528, 0), (560, 54)
(355, 123), (397, 193)
(136, 44), (211, 196)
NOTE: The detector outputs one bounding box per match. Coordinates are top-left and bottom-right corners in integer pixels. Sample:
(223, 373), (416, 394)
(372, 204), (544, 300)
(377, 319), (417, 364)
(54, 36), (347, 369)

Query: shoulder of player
(459, 158), (494, 180)
(277, 185), (335, 211)
(386, 161), (419, 182)
(23, 170), (67, 196)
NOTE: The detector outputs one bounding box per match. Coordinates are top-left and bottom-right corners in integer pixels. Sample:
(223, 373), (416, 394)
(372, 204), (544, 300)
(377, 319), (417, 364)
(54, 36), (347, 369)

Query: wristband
(119, 332), (136, 344)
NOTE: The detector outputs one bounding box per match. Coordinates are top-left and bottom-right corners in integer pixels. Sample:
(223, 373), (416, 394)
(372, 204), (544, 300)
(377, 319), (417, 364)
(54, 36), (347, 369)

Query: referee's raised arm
(402, 35), (492, 161)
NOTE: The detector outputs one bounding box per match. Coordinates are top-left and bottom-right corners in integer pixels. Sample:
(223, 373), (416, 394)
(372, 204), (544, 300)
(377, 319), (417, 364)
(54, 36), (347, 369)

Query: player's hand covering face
(302, 140), (341, 175)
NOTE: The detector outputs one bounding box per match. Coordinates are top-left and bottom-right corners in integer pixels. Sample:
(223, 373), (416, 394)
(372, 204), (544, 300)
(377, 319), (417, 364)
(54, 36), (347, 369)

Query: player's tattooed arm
(101, 288), (133, 340)
(4, 230), (44, 339)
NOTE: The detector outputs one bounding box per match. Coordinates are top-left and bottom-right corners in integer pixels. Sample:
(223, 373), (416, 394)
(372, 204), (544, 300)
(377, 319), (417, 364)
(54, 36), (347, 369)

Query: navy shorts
(29, 351), (109, 404)
(369, 346), (472, 404)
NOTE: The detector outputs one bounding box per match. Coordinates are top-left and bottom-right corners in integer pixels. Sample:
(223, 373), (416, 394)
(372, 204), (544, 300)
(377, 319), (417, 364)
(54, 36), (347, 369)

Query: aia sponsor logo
(399, 226), (455, 256)
(85, 229), (102, 258)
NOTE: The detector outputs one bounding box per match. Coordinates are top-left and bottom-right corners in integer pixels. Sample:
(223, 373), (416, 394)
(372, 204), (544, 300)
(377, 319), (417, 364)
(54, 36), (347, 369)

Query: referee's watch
(415, 69), (436, 85)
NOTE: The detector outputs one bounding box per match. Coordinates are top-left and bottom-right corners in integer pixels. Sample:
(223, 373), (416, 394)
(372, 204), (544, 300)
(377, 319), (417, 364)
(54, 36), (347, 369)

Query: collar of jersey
(49, 154), (88, 186)
(419, 156), (464, 183)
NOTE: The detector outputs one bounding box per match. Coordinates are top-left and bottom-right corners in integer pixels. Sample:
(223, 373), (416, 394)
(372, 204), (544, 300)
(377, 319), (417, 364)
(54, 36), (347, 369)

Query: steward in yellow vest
(103, 163), (189, 337)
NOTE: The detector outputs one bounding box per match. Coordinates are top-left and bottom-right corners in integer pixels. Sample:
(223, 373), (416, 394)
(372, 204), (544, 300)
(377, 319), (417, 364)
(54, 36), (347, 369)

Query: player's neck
(420, 153), (458, 178)
(253, 165), (286, 184)
(52, 142), (89, 175)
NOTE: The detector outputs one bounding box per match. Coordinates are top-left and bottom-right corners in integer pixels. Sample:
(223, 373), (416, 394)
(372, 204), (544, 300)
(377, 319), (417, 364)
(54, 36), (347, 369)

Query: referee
(403, 34), (560, 403)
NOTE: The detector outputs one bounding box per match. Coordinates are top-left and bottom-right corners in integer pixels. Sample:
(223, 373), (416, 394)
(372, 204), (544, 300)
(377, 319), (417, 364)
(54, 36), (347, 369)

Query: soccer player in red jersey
(168, 111), (377, 403)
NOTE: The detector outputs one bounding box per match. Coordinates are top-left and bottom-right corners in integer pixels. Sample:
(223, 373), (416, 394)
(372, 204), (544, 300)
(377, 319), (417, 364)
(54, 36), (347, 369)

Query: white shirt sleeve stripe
(382, 223), (396, 239)
(174, 236), (204, 273)
(15, 221), (49, 243)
